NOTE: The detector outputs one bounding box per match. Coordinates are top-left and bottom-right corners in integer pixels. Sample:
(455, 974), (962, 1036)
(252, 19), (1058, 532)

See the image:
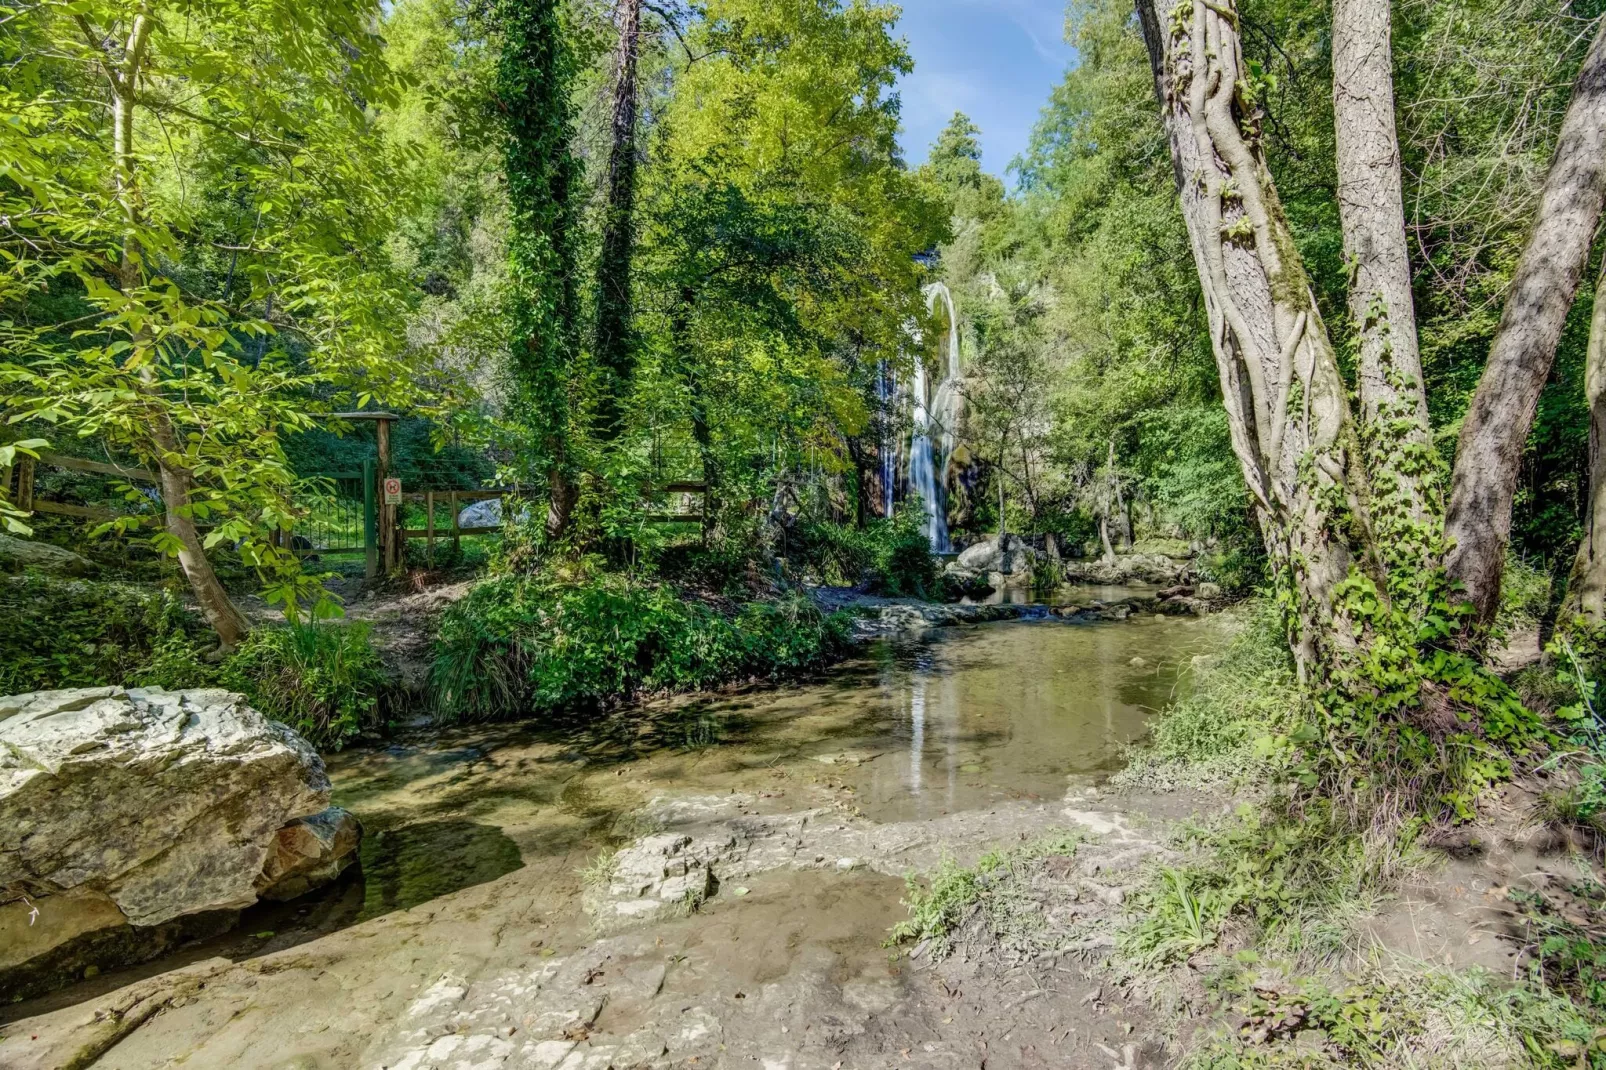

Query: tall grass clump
(430, 575), (851, 722)
(221, 621), (389, 750)
(1117, 600), (1305, 790)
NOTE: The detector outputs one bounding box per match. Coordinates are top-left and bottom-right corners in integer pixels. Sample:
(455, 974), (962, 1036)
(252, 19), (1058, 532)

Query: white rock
(456, 498), (532, 529)
(956, 534), (1036, 576)
(0, 687), (345, 986)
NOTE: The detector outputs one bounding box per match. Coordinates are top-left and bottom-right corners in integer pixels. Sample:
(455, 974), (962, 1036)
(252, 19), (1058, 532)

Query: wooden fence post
(376, 416), (397, 573)
(426, 490), (435, 568)
(15, 457), (34, 512)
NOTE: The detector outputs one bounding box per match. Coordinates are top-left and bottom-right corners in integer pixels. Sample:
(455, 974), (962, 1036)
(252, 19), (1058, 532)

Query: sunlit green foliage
(430, 576), (850, 721)
(0, 0), (421, 617)
(792, 506), (942, 598)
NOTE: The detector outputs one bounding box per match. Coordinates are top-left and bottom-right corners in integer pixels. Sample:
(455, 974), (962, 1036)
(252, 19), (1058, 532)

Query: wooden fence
(4, 440), (711, 578)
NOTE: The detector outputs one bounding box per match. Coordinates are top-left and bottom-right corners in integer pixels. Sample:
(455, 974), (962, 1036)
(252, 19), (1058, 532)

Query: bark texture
(1445, 20), (1606, 627)
(1332, 0), (1437, 555)
(1565, 258), (1606, 626)
(593, 0), (642, 440)
(1137, 0), (1369, 673)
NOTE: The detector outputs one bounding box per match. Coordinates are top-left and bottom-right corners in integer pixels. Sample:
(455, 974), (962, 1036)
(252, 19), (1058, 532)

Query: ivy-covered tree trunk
(1332, 0), (1438, 568)
(1136, 0), (1373, 677)
(1445, 20), (1606, 628)
(593, 0), (642, 441)
(497, 0), (582, 540)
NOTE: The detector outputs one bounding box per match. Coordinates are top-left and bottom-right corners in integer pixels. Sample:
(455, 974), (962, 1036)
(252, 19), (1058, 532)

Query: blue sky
(894, 0), (1078, 180)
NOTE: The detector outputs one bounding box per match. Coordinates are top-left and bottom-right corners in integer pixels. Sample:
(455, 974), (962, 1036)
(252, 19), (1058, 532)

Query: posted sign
(383, 477), (402, 505)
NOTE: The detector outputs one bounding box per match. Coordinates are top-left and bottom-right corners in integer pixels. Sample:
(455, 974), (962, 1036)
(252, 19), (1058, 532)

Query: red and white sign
(383, 477), (402, 505)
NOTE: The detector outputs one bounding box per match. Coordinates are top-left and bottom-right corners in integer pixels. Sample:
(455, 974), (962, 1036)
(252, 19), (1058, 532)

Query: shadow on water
(355, 819), (525, 921)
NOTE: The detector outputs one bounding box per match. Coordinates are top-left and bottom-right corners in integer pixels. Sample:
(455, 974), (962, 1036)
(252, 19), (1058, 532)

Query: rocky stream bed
(1, 606), (1237, 1069)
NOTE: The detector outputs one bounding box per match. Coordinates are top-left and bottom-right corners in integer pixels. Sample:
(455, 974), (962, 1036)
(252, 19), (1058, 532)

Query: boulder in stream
(0, 687), (361, 999)
(954, 533), (1037, 577)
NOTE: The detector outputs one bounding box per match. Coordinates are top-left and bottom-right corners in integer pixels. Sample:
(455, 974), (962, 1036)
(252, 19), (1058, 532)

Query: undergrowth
(0, 572), (389, 750)
(0, 573), (211, 694)
(219, 621), (389, 750)
(1116, 594), (1606, 1067)
(1118, 800), (1409, 972)
(1116, 600), (1304, 790)
(430, 574), (851, 721)
(791, 507), (941, 599)
(1185, 956), (1606, 1068)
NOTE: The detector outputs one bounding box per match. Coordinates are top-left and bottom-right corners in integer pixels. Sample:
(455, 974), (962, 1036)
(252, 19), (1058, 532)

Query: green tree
(0, 0), (417, 644)
(636, 0), (945, 542)
(495, 0), (583, 539)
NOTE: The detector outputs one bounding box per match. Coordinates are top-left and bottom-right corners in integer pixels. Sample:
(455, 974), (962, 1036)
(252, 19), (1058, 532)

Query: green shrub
(0, 574), (215, 694)
(794, 509), (939, 598)
(430, 575), (851, 722)
(1498, 551), (1554, 632)
(1198, 544), (1266, 596)
(0, 574), (384, 751)
(220, 621), (388, 750)
(889, 832), (1082, 956)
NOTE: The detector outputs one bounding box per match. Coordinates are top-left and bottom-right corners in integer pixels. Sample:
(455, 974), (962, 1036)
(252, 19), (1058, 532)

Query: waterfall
(927, 284), (962, 479)
(877, 361), (895, 518)
(907, 282), (962, 553)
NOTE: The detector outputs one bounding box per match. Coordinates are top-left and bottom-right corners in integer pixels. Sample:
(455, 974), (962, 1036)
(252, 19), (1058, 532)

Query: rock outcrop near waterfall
(0, 687), (360, 999)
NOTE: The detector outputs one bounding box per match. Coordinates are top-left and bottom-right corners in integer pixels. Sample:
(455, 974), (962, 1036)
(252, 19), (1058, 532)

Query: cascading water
(907, 283), (963, 553)
(908, 357), (949, 551)
(876, 361), (895, 518)
(926, 284), (963, 480)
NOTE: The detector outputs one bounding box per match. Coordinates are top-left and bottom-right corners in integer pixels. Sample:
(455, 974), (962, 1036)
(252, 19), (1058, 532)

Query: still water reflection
(849, 614), (1216, 820)
(330, 611), (1225, 852)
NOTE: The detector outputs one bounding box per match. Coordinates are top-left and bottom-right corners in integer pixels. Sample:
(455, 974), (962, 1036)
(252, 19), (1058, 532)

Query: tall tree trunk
(1137, 0), (1373, 676)
(105, 7), (248, 647)
(673, 286), (718, 542)
(498, 0), (582, 542)
(593, 0), (641, 440)
(1332, 0), (1438, 562)
(1562, 258), (1606, 627)
(1444, 21), (1606, 628)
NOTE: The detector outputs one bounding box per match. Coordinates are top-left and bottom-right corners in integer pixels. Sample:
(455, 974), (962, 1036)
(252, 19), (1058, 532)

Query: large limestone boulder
(954, 534), (1036, 577)
(0, 687), (360, 998)
(456, 498), (531, 530)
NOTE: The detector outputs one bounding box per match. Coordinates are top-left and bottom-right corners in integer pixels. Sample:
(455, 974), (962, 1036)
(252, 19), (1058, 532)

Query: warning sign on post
(383, 477), (402, 505)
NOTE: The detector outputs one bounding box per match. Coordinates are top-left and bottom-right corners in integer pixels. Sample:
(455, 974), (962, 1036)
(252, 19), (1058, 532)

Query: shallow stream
(332, 609), (1223, 916)
(4, 603), (1230, 1070)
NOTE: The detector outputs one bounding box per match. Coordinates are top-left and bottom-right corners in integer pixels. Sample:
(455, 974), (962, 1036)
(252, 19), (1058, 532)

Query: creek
(4, 603), (1228, 1070)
